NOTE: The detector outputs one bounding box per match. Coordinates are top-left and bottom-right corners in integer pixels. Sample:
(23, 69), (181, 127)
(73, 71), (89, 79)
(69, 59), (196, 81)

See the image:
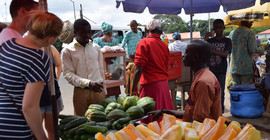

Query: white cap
(147, 19), (161, 31)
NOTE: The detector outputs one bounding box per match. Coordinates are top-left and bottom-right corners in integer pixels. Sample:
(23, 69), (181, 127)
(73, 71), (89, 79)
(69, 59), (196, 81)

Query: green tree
(153, 14), (189, 33)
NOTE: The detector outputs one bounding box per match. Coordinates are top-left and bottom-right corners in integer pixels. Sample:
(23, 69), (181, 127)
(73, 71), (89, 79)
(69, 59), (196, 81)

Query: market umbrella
(224, 0), (270, 27)
(39, 0), (59, 140)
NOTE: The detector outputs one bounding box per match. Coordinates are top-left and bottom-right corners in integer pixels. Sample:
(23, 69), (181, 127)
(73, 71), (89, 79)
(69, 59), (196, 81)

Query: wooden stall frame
(103, 51), (126, 98)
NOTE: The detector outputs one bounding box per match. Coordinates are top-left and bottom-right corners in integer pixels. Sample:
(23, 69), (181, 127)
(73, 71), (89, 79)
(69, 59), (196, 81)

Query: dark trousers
(214, 72), (226, 113)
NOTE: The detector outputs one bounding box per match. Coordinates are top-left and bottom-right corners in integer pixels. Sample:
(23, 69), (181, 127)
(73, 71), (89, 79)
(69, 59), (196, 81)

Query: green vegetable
(112, 115), (130, 130)
(137, 97), (153, 105)
(84, 109), (107, 122)
(75, 127), (87, 135)
(80, 134), (95, 140)
(137, 100), (156, 113)
(105, 102), (123, 115)
(123, 96), (137, 111)
(117, 96), (126, 105)
(64, 117), (88, 130)
(59, 116), (79, 125)
(88, 104), (104, 112)
(59, 114), (80, 119)
(96, 121), (112, 129)
(100, 98), (115, 108)
(67, 121), (96, 136)
(126, 106), (145, 120)
(83, 125), (108, 134)
(106, 109), (127, 121)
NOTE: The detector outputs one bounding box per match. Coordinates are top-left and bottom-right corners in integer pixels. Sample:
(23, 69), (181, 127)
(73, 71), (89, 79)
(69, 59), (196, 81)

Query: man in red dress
(132, 19), (174, 123)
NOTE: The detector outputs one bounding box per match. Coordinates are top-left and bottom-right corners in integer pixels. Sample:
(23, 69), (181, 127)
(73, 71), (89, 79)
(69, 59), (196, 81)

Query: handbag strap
(0, 45), (24, 117)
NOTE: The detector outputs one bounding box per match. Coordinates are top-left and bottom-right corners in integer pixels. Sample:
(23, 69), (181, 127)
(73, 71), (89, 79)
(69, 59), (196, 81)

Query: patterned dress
(93, 37), (119, 48)
(121, 30), (143, 57)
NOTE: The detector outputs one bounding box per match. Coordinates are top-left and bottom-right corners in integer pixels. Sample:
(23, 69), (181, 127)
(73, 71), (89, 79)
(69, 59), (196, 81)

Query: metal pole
(80, 4), (83, 19)
(39, 1), (58, 139)
(70, 0), (76, 20)
(208, 13), (211, 32)
(189, 0), (193, 88)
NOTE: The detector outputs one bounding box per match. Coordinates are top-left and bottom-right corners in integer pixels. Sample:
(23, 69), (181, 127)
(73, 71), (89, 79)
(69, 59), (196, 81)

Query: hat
(101, 22), (113, 34)
(58, 20), (74, 44)
(147, 19), (161, 31)
(172, 32), (181, 40)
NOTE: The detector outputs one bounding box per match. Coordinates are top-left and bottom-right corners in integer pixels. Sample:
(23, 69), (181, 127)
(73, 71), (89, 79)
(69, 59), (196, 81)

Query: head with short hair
(172, 32), (181, 40)
(27, 10), (63, 39)
(73, 19), (91, 46)
(184, 40), (211, 67)
(130, 20), (138, 33)
(213, 19), (224, 27)
(10, 0), (38, 18)
(213, 19), (225, 36)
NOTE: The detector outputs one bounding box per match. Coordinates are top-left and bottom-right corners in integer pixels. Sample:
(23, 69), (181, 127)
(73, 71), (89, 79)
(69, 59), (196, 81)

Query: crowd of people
(0, 0), (268, 139)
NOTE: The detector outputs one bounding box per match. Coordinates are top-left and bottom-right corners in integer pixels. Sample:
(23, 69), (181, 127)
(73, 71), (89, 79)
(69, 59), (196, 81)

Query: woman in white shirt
(168, 32), (187, 56)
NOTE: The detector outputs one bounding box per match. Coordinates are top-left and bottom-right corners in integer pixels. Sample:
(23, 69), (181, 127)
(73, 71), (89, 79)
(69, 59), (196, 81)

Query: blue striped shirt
(0, 38), (50, 139)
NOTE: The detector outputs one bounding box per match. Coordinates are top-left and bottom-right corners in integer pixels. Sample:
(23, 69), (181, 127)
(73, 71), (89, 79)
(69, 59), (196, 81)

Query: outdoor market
(0, 0), (270, 139)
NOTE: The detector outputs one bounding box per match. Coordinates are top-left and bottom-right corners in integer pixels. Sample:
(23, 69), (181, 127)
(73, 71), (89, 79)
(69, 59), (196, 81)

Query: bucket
(229, 84), (264, 118)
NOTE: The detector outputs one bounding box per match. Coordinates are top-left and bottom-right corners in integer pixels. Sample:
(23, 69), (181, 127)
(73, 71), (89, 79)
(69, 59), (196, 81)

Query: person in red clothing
(132, 19), (174, 123)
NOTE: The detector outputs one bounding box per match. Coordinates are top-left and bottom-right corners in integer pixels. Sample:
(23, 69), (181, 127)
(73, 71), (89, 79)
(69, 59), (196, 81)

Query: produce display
(95, 113), (263, 140)
(58, 96), (156, 140)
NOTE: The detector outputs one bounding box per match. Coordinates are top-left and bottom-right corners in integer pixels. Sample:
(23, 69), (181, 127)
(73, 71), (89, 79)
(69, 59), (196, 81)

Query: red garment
(135, 34), (169, 85)
(183, 68), (222, 122)
(140, 80), (174, 124)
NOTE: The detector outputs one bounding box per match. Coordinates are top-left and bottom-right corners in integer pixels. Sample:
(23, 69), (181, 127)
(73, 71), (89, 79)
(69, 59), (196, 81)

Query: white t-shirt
(0, 28), (22, 45)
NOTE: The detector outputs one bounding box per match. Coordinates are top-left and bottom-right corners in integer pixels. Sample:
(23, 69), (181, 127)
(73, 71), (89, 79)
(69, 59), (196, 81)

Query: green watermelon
(105, 102), (123, 115)
(116, 96), (126, 106)
(123, 96), (137, 111)
(100, 98), (115, 108)
(137, 100), (156, 113)
(126, 106), (145, 120)
(137, 97), (153, 105)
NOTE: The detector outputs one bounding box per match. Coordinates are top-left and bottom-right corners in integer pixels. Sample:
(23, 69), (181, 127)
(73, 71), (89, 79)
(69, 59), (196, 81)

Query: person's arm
(51, 45), (62, 80)
(121, 32), (129, 49)
(132, 66), (143, 93)
(211, 50), (229, 58)
(148, 109), (185, 121)
(22, 81), (47, 140)
(61, 48), (91, 88)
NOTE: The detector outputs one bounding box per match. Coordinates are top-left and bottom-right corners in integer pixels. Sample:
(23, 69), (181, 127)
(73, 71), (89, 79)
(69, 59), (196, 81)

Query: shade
(116, 0), (259, 15)
(224, 0), (270, 27)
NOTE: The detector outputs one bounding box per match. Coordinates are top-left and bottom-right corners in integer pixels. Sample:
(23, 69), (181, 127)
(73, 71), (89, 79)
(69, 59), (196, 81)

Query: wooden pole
(39, 0), (59, 139)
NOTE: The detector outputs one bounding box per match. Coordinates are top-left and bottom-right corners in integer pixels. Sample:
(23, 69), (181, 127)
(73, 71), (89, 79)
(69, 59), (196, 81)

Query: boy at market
(204, 19), (232, 113)
(61, 19), (106, 116)
(149, 40), (222, 122)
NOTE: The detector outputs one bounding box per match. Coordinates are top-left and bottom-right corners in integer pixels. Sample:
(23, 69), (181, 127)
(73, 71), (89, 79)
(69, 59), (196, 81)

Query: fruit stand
(58, 95), (264, 140)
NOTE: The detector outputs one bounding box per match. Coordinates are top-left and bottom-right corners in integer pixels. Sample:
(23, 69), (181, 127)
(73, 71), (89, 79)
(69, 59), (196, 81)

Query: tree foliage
(151, 14), (270, 39)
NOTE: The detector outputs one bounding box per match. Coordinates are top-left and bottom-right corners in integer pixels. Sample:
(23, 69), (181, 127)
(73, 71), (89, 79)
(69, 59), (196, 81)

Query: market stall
(57, 95), (264, 140)
(103, 51), (126, 99)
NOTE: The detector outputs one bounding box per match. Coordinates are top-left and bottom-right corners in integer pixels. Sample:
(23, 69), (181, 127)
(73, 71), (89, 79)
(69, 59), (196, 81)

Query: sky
(0, 0), (228, 28)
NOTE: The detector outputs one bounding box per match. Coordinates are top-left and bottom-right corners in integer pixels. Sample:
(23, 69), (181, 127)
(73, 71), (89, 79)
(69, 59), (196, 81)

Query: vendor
(132, 19), (174, 123)
(150, 40), (222, 122)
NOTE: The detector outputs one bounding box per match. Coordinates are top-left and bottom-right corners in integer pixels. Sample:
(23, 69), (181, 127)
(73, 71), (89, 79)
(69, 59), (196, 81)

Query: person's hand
(204, 32), (213, 41)
(89, 82), (103, 93)
(148, 110), (164, 121)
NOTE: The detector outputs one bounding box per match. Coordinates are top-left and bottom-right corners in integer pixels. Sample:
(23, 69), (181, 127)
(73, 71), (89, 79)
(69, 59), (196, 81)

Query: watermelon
(105, 102), (123, 115)
(123, 96), (137, 111)
(126, 106), (145, 120)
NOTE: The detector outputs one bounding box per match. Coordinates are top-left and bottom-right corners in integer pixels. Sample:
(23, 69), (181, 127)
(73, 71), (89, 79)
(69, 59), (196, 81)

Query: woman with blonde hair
(0, 10), (63, 139)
